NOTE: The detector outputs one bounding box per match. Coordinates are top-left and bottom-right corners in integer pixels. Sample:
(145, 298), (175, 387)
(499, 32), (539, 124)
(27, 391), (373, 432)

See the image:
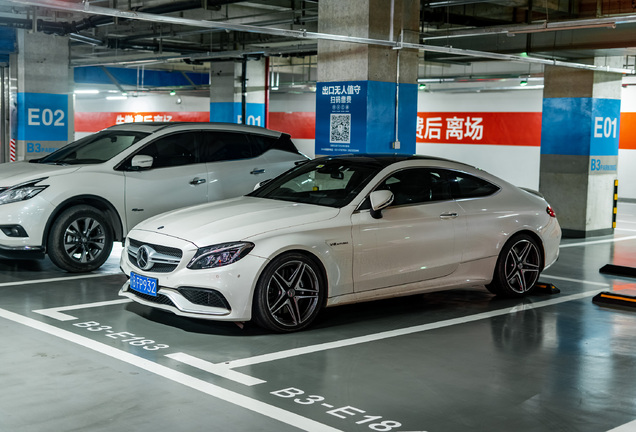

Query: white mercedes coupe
(119, 155), (561, 332)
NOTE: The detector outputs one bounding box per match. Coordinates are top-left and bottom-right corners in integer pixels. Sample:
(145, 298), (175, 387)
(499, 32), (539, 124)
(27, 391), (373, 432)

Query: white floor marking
(33, 299), (132, 321)
(0, 306), (343, 432)
(217, 288), (604, 370)
(166, 352), (266, 386)
(559, 235), (636, 248)
(0, 272), (119, 288)
(542, 275), (611, 287)
(607, 419), (636, 432)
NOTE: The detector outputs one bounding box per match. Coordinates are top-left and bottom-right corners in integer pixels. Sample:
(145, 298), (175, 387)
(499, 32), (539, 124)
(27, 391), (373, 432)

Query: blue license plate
(130, 272), (158, 297)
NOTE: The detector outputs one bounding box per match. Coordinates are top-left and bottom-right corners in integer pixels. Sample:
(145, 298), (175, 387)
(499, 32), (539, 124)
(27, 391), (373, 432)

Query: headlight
(0, 178), (48, 206)
(187, 242), (254, 270)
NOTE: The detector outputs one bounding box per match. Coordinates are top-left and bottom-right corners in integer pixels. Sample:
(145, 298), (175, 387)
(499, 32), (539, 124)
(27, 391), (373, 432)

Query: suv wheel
(47, 205), (114, 273)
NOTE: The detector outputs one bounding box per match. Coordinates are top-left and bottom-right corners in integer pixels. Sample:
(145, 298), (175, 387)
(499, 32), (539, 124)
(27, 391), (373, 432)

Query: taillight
(546, 205), (556, 218)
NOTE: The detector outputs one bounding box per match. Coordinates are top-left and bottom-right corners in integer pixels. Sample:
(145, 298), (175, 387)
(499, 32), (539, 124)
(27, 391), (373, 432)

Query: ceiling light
(106, 96), (128, 100)
(74, 89), (100, 94)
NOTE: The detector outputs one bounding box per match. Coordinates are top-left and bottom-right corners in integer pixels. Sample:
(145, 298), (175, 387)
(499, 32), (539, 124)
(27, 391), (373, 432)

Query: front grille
(130, 290), (175, 306)
(178, 287), (231, 310)
(127, 238), (183, 273)
(129, 238), (183, 258)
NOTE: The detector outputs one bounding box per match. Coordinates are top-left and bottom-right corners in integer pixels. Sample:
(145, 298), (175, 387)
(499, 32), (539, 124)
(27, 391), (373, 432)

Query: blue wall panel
(541, 97), (620, 157)
(75, 67), (209, 87)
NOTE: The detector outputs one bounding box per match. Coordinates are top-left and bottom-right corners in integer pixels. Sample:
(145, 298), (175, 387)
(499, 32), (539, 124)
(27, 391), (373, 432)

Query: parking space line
(607, 419), (636, 432)
(33, 299), (132, 321)
(217, 288), (605, 371)
(0, 272), (120, 288)
(542, 275), (611, 287)
(166, 352), (266, 386)
(0, 306), (344, 432)
(560, 235), (636, 248)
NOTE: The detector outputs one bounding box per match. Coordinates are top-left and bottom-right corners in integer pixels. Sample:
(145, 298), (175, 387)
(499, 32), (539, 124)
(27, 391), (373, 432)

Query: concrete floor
(2, 205), (636, 432)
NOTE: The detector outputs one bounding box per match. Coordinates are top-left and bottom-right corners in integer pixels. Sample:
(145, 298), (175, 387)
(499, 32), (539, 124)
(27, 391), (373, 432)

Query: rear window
(249, 133), (299, 156)
(447, 171), (500, 199)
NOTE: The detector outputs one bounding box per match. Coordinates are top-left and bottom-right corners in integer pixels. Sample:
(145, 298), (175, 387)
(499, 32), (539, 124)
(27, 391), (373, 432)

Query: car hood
(0, 161), (80, 186)
(132, 196), (341, 246)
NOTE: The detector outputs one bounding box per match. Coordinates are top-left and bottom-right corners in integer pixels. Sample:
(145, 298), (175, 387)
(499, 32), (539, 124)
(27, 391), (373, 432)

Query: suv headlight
(187, 242), (255, 270)
(0, 178), (48, 205)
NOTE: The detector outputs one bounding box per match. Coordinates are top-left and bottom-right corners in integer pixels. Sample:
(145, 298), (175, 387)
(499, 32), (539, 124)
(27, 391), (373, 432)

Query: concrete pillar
(315, 0), (419, 155)
(539, 58), (623, 237)
(209, 58), (265, 127)
(14, 31), (73, 161)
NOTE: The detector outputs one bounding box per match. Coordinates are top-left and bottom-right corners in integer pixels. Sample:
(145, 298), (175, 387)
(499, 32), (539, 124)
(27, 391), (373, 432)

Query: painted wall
(268, 92), (316, 158)
(74, 93), (210, 140)
(618, 85), (636, 201)
(416, 90), (544, 190)
(73, 84), (636, 200)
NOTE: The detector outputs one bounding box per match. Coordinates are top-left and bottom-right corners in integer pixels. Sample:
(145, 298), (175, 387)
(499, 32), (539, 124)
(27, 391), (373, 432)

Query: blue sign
(541, 97), (621, 157)
(210, 102), (265, 126)
(316, 81), (367, 154)
(17, 92), (68, 141)
(315, 80), (416, 155)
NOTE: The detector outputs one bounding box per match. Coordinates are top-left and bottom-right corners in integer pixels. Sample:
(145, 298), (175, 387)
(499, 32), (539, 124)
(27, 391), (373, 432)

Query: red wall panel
(75, 112), (209, 132)
(416, 112), (542, 146)
(268, 112), (316, 139)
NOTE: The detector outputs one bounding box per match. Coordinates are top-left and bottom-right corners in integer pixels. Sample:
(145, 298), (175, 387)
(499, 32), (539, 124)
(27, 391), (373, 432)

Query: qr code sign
(330, 113), (351, 143)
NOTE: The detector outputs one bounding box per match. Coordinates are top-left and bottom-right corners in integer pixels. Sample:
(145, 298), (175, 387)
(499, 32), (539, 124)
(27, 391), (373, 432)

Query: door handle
(189, 178), (206, 185)
(250, 168), (266, 175)
(440, 212), (458, 219)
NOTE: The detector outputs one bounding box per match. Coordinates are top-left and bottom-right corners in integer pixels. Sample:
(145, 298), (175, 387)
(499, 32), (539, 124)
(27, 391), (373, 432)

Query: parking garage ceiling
(1, 0), (635, 81)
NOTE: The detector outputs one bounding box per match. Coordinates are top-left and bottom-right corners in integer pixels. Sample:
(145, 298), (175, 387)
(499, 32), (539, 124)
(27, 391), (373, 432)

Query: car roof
(314, 154), (473, 169)
(105, 122), (284, 137)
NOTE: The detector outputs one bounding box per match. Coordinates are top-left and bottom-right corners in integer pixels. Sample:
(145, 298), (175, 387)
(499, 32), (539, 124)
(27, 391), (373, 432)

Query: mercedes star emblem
(137, 245), (155, 270)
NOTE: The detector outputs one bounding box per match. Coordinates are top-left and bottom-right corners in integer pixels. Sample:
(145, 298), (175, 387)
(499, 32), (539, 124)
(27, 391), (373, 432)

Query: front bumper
(0, 244), (45, 260)
(119, 238), (268, 322)
(0, 196), (52, 257)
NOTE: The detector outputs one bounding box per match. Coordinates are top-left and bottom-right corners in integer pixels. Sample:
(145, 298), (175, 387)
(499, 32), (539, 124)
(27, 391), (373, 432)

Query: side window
(271, 134), (298, 154)
(200, 132), (252, 162)
(248, 135), (271, 157)
(138, 132), (198, 168)
(377, 168), (451, 206)
(446, 170), (500, 199)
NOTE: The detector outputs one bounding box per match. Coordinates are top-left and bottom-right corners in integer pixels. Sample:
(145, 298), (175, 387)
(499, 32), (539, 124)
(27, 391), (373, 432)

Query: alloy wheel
(503, 239), (541, 294)
(265, 259), (321, 329)
(63, 217), (107, 264)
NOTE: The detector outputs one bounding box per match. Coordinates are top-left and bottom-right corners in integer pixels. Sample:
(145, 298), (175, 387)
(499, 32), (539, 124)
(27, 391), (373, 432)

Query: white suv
(0, 122), (308, 272)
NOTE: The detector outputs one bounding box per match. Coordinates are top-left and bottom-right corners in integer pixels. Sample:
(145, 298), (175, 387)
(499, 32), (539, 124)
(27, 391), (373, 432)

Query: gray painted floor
(2, 205), (636, 432)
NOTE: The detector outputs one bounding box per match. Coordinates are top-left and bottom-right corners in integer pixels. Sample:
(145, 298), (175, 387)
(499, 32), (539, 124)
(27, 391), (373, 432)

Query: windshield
(249, 158), (382, 208)
(37, 130), (150, 165)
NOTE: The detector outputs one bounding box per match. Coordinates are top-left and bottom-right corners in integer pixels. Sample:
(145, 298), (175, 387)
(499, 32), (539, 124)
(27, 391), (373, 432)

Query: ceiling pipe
(423, 15), (636, 40)
(10, 0), (636, 75)
(71, 44), (319, 68)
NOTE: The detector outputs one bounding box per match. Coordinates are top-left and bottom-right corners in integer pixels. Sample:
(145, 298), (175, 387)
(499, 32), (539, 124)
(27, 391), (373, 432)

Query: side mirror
(131, 155), (153, 170)
(253, 179), (272, 190)
(369, 190), (394, 219)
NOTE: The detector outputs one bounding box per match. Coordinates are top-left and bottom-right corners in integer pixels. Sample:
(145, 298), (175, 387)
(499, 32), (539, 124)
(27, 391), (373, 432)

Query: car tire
(47, 205), (114, 273)
(486, 234), (542, 297)
(252, 252), (326, 332)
